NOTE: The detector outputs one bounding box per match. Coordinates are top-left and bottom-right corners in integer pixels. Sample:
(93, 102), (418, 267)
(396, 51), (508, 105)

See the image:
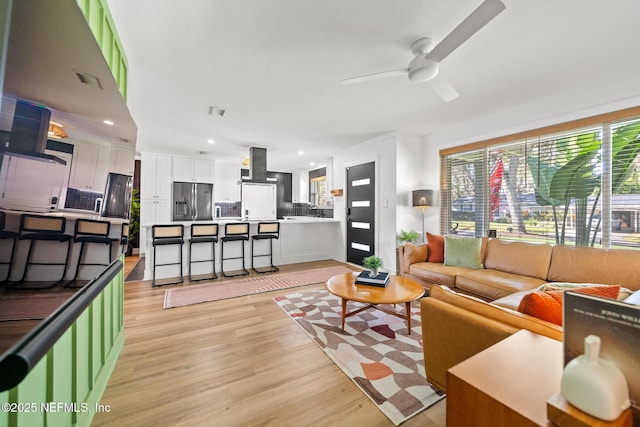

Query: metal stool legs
(251, 222), (280, 274)
(151, 224), (184, 287)
(188, 224), (218, 282)
(220, 222), (250, 278)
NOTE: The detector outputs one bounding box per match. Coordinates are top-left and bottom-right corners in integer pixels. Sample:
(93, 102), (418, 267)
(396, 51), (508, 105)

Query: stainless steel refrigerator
(101, 173), (133, 218)
(172, 182), (213, 221)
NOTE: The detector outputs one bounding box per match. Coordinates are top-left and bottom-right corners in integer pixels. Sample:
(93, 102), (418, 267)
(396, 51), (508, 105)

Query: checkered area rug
(274, 290), (444, 426)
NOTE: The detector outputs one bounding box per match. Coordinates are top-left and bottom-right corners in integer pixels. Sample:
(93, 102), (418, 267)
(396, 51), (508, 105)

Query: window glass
(442, 118), (640, 249)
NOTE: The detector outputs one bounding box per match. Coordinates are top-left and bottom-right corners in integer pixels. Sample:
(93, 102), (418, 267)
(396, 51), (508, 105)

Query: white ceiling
(106, 0), (640, 172)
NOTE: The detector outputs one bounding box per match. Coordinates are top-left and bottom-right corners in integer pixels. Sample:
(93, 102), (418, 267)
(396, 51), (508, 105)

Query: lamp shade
(412, 189), (434, 207)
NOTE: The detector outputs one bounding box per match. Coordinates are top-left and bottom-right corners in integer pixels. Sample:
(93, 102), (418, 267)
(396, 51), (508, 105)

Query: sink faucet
(310, 204), (320, 217)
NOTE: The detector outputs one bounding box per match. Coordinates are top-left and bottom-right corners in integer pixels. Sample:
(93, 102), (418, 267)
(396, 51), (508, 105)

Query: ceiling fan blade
(427, 75), (459, 102)
(426, 0), (505, 63)
(341, 68), (407, 85)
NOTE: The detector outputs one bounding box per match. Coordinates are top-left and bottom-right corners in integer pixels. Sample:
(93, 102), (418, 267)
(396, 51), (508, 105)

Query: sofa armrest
(421, 297), (516, 392)
(399, 244), (428, 275)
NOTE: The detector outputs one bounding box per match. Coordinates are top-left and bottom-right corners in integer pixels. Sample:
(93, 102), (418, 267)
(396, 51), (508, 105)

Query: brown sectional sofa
(398, 238), (640, 392)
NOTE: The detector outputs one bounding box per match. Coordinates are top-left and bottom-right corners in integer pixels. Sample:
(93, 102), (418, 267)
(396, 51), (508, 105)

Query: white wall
(396, 132), (424, 242)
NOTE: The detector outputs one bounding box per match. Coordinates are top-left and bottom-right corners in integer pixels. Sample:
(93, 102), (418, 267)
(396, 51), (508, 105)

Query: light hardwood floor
(92, 257), (446, 426)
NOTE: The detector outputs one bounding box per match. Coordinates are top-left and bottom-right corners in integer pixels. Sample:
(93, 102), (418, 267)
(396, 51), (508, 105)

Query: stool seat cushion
(253, 234), (278, 240)
(222, 235), (249, 242)
(153, 238), (184, 246)
(21, 233), (72, 242)
(191, 236), (218, 243)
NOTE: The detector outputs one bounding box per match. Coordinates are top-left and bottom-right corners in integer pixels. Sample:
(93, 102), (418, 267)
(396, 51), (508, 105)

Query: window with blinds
(441, 117), (640, 249)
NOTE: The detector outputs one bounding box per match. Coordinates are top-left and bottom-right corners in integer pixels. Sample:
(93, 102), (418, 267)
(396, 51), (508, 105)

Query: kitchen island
(142, 216), (340, 281)
(0, 209), (128, 282)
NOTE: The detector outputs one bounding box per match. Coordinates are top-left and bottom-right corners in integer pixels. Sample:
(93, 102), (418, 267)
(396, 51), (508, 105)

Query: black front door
(346, 162), (375, 265)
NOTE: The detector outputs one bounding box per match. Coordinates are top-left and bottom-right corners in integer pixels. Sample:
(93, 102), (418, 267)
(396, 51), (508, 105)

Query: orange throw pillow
(517, 285), (620, 326)
(426, 232), (445, 263)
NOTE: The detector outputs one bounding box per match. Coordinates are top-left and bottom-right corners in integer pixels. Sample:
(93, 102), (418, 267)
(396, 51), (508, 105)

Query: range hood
(240, 147), (276, 183)
(0, 100), (67, 165)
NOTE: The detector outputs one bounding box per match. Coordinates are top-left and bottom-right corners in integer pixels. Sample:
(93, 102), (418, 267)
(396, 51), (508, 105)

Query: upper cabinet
(109, 146), (135, 176)
(173, 157), (214, 183)
(69, 142), (111, 191)
(215, 163), (241, 201)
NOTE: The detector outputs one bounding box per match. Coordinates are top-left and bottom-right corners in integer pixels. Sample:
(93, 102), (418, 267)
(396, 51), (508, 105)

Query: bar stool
(66, 219), (116, 288)
(120, 222), (129, 255)
(11, 214), (73, 289)
(220, 222), (250, 278)
(188, 223), (218, 282)
(251, 222), (280, 273)
(0, 212), (18, 283)
(151, 224), (184, 287)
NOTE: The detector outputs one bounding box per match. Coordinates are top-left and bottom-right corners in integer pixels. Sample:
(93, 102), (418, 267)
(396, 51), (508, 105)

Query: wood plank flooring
(92, 257), (446, 427)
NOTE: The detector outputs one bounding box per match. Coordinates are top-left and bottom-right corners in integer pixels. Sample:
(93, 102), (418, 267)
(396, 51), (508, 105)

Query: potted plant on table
(363, 255), (383, 277)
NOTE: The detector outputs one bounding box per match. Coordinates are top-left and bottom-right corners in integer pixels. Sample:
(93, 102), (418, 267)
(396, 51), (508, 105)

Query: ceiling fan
(342, 0), (506, 102)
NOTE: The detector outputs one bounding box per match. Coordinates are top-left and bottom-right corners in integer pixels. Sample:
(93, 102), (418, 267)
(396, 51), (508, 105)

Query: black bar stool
(151, 224), (184, 287)
(0, 212), (18, 283)
(66, 219), (116, 288)
(120, 222), (129, 255)
(10, 214), (73, 289)
(251, 222), (280, 273)
(189, 223), (219, 281)
(220, 222), (250, 278)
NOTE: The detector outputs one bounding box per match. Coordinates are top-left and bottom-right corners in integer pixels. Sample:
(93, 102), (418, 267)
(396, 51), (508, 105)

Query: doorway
(345, 162), (375, 265)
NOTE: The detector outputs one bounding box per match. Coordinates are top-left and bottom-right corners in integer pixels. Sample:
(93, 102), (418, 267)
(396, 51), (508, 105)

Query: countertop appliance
(172, 182), (213, 221)
(241, 182), (276, 220)
(101, 173), (133, 218)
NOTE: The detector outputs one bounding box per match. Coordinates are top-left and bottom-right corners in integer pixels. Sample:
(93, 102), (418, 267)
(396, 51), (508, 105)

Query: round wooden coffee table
(325, 272), (425, 334)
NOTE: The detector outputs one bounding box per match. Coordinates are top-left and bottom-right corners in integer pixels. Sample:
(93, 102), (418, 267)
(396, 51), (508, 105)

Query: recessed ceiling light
(207, 139), (215, 144)
(298, 150), (304, 155)
(310, 162), (315, 166)
(103, 120), (114, 126)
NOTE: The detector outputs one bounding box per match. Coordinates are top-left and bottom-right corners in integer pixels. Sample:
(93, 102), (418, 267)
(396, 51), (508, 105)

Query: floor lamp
(412, 189), (434, 242)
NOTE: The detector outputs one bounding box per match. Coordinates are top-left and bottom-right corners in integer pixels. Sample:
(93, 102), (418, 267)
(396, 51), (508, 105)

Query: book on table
(355, 271), (390, 287)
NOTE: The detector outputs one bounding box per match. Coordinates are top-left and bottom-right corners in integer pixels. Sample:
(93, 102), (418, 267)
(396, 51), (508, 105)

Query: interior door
(346, 162), (375, 265)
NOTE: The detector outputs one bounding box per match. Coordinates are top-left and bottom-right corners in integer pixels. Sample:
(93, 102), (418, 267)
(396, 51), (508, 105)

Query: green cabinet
(75, 0), (128, 99)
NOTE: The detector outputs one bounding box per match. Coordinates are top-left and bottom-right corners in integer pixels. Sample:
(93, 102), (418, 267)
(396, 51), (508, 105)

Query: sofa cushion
(484, 239), (553, 280)
(517, 285), (621, 325)
(409, 262), (473, 288)
(548, 245), (640, 291)
(455, 268), (548, 300)
(429, 285), (562, 339)
(444, 236), (483, 269)
(426, 232), (445, 263)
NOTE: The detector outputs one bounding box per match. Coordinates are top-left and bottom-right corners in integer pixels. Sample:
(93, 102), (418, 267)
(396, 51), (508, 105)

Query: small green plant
(398, 230), (420, 244)
(128, 189), (140, 250)
(363, 255), (383, 270)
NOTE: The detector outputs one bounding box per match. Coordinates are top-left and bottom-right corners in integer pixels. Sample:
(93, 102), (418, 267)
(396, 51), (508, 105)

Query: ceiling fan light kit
(342, 0), (505, 101)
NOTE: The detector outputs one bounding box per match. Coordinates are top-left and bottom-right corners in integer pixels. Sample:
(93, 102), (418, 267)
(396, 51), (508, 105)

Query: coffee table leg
(341, 298), (347, 331)
(405, 301), (411, 334)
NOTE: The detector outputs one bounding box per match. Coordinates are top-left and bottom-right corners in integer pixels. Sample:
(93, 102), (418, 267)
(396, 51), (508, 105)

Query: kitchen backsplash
(65, 188), (103, 211)
(214, 201), (241, 217)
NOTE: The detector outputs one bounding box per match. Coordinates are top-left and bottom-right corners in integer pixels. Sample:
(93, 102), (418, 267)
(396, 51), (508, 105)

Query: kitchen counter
(141, 216), (340, 281)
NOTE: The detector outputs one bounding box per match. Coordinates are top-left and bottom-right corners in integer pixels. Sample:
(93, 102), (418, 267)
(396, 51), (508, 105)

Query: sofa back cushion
(548, 245), (640, 291)
(484, 239), (553, 280)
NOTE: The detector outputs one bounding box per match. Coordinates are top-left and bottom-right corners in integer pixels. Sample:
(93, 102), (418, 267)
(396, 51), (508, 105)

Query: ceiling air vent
(73, 70), (102, 89)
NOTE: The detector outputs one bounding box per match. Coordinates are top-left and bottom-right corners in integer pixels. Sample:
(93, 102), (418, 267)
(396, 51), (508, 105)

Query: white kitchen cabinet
(173, 156), (214, 183)
(215, 163), (241, 201)
(140, 153), (173, 255)
(69, 142), (110, 191)
(109, 146), (135, 176)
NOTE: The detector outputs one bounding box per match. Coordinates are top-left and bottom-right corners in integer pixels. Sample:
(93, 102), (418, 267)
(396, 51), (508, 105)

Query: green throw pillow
(444, 236), (483, 269)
